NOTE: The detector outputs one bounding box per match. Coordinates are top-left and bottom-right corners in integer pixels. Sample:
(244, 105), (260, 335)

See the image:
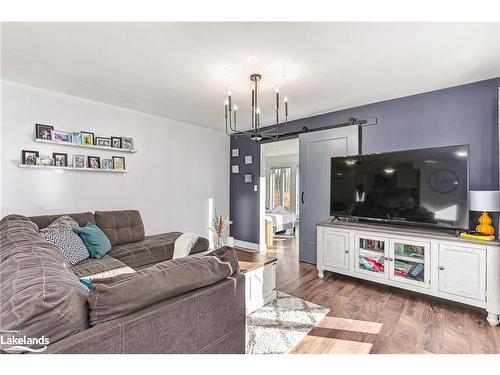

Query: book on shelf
(459, 232), (495, 241)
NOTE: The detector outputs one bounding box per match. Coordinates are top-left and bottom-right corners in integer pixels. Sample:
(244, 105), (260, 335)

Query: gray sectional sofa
(0, 210), (246, 354)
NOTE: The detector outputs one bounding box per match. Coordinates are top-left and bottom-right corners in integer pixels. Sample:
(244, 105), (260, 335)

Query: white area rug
(246, 291), (329, 354)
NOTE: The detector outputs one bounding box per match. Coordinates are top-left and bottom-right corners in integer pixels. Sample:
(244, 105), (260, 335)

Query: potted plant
(208, 209), (232, 249)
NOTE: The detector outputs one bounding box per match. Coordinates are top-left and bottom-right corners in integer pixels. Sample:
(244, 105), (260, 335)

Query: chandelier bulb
(256, 108), (261, 114)
(227, 90), (232, 96)
(224, 99), (229, 105)
(284, 96), (288, 103)
(275, 87), (280, 93)
(233, 104), (238, 111)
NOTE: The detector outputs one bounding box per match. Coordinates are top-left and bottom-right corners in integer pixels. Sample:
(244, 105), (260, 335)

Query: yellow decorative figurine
(476, 212), (495, 235)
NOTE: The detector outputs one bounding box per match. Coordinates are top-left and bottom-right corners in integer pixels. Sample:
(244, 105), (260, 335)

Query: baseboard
(234, 239), (261, 252)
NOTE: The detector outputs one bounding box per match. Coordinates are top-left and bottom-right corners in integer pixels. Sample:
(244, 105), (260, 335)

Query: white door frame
(259, 143), (268, 252)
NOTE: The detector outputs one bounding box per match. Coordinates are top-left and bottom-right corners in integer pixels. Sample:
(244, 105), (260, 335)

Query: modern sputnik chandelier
(225, 73), (289, 141)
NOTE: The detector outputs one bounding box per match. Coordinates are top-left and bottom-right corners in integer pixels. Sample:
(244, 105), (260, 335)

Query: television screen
(330, 145), (469, 229)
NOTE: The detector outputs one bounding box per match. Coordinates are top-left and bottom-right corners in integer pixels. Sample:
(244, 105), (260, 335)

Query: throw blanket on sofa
(173, 232), (199, 259)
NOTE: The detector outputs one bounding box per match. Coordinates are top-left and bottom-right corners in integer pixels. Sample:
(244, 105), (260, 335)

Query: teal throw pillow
(73, 222), (112, 258)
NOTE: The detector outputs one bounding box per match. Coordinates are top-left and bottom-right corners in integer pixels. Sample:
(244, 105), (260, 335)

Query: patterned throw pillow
(39, 215), (79, 234)
(42, 229), (90, 266)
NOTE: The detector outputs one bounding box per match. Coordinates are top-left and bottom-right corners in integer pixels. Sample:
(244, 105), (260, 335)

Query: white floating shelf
(18, 164), (127, 173)
(34, 138), (137, 153)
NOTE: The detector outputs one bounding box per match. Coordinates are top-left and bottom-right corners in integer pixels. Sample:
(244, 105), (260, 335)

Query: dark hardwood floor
(259, 232), (500, 354)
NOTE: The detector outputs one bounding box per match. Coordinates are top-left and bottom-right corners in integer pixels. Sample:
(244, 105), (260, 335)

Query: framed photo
(244, 174), (253, 183)
(72, 132), (82, 144)
(87, 156), (100, 169)
(231, 148), (239, 157)
(52, 131), (72, 143)
(244, 155), (253, 165)
(112, 156), (125, 170)
(95, 137), (112, 147)
(35, 124), (53, 140)
(53, 152), (68, 167)
(121, 137), (134, 150)
(231, 165), (239, 174)
(38, 155), (53, 166)
(101, 159), (113, 169)
(111, 137), (122, 148)
(22, 150), (39, 165)
(73, 154), (86, 168)
(81, 132), (95, 145)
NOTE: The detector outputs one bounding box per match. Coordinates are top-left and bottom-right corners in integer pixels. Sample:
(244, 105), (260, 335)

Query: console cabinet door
(438, 244), (486, 301)
(323, 229), (350, 270)
(388, 239), (431, 289)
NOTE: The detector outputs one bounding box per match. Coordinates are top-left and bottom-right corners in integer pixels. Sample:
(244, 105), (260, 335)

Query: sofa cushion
(70, 255), (129, 278)
(94, 210), (145, 246)
(42, 228), (90, 266)
(29, 212), (95, 230)
(0, 215), (89, 348)
(39, 215), (80, 234)
(108, 232), (209, 269)
(86, 246), (240, 325)
(73, 223), (112, 258)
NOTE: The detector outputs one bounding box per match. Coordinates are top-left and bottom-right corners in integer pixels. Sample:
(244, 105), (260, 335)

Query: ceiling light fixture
(224, 73), (288, 142)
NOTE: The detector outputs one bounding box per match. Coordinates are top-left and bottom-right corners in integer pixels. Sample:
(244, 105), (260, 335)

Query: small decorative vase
(214, 236), (224, 249)
(476, 211), (495, 235)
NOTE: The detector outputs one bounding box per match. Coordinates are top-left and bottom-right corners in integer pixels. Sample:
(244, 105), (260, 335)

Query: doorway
(260, 138), (300, 253)
(259, 125), (359, 263)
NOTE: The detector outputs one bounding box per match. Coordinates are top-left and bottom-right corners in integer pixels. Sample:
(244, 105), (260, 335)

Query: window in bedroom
(270, 167), (291, 211)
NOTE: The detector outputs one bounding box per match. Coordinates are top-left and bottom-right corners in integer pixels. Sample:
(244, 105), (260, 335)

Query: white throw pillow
(270, 205), (282, 214)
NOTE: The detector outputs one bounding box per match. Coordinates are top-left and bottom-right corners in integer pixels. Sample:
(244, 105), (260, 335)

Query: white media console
(316, 219), (500, 326)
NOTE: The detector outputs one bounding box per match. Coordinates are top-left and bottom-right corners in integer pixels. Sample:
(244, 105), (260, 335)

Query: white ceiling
(2, 22), (499, 132)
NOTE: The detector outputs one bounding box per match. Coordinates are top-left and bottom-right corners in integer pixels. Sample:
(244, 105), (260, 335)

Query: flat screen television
(330, 145), (469, 229)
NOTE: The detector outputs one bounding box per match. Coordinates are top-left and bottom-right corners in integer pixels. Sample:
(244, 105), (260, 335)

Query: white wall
(265, 153), (299, 213)
(0, 81), (229, 240)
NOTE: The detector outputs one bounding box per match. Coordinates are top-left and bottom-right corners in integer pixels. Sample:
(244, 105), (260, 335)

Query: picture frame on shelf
(73, 154), (86, 168)
(72, 132), (82, 144)
(244, 174), (253, 183)
(101, 159), (113, 170)
(38, 155), (53, 166)
(35, 124), (53, 140)
(87, 156), (101, 169)
(22, 150), (39, 165)
(95, 137), (112, 147)
(111, 137), (122, 148)
(244, 155), (253, 165)
(231, 148), (239, 157)
(81, 131), (95, 145)
(53, 152), (68, 167)
(112, 156), (125, 170)
(232, 165), (239, 174)
(121, 137), (134, 150)
(52, 131), (72, 143)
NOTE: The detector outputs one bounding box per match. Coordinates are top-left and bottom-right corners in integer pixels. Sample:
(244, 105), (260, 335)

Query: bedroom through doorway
(260, 138), (299, 254)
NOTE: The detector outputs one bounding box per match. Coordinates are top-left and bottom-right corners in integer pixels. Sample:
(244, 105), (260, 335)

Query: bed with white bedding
(266, 206), (297, 233)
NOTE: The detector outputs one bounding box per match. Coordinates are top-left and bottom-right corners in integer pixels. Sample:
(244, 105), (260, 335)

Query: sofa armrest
(44, 274), (245, 354)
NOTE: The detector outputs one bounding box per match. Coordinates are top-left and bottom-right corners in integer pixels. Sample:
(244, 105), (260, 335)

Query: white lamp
(469, 191), (500, 212)
(469, 191), (500, 235)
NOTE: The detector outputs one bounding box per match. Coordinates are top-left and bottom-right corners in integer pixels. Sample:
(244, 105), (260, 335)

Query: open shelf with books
(389, 240), (430, 287)
(355, 235), (388, 277)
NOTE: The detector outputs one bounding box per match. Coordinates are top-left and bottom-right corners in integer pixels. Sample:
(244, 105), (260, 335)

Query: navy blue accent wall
(230, 78), (500, 244)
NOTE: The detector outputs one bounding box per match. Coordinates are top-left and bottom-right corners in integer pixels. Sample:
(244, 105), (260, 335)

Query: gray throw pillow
(42, 228), (90, 266)
(39, 215), (79, 233)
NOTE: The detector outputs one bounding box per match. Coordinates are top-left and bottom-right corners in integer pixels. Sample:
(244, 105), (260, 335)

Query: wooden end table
(235, 249), (277, 315)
